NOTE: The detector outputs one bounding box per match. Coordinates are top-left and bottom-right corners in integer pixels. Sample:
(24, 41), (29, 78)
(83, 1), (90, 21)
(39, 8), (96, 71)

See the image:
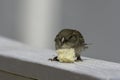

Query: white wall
(62, 0), (120, 63)
(21, 0), (62, 49)
(0, 0), (63, 49)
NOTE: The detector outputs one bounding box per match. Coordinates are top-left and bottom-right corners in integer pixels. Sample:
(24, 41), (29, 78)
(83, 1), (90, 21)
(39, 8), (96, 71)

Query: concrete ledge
(0, 37), (120, 80)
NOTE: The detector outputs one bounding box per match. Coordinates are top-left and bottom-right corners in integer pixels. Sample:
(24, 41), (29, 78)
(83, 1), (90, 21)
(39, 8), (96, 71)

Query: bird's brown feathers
(55, 29), (87, 59)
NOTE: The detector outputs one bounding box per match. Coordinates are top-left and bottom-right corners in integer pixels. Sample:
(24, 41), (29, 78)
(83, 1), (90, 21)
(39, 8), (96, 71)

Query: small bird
(53, 29), (87, 61)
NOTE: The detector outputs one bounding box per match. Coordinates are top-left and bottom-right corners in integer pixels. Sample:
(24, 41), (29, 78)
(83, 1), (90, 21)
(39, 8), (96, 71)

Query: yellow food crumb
(56, 48), (76, 63)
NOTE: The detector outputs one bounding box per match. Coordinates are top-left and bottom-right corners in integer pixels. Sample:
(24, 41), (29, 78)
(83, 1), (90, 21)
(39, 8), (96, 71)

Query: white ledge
(0, 37), (120, 80)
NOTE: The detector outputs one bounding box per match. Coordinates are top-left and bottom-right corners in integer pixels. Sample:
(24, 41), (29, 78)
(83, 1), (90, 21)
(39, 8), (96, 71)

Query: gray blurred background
(0, 0), (120, 63)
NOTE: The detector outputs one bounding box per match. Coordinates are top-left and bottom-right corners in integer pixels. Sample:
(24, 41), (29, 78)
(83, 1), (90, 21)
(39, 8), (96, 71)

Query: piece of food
(56, 48), (76, 63)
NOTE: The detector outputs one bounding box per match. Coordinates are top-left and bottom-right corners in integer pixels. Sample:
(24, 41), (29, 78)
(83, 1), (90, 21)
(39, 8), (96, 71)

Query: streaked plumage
(55, 29), (87, 61)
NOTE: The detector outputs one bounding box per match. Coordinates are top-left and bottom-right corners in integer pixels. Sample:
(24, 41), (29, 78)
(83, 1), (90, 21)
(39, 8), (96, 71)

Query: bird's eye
(69, 36), (76, 41)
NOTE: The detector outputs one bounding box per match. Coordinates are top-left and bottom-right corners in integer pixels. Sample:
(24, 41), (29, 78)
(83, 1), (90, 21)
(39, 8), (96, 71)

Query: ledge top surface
(0, 37), (120, 80)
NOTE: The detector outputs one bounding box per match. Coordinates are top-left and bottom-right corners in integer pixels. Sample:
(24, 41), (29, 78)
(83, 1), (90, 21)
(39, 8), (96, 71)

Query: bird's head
(55, 29), (85, 50)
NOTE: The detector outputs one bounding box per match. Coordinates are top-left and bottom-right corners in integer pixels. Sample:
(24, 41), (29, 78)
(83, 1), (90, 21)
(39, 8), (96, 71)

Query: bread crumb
(56, 48), (76, 63)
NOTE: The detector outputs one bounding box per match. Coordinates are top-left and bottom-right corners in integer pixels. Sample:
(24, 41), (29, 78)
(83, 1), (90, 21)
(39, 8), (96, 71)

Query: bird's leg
(49, 56), (59, 61)
(76, 56), (83, 61)
(53, 56), (59, 61)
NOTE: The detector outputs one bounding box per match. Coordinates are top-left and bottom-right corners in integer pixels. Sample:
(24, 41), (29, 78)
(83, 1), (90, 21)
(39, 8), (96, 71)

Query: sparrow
(52, 29), (87, 61)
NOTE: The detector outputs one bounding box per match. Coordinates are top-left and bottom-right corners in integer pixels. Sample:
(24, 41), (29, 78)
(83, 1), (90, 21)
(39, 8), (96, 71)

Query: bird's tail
(83, 43), (92, 49)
